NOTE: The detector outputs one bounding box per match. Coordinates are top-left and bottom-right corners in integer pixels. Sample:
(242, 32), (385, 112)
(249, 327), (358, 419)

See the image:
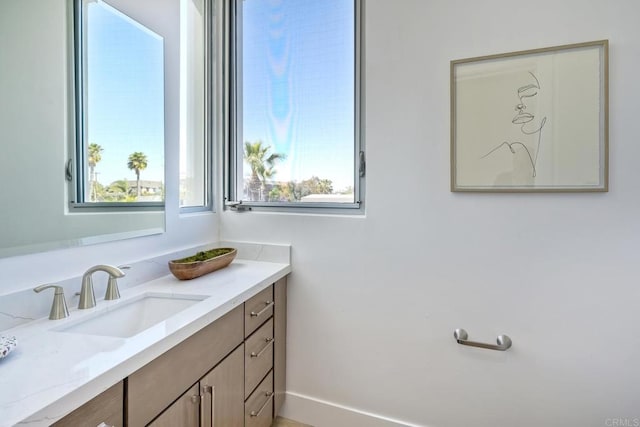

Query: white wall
(221, 1), (640, 426)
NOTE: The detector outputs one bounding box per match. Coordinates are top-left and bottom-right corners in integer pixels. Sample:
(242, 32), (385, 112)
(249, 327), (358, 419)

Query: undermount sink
(55, 293), (208, 338)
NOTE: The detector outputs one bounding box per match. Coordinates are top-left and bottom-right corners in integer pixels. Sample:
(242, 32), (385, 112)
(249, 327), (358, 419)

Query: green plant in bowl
(174, 248), (235, 263)
(169, 247), (237, 280)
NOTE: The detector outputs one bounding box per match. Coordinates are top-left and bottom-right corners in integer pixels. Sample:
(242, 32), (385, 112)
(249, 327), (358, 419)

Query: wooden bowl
(168, 248), (237, 280)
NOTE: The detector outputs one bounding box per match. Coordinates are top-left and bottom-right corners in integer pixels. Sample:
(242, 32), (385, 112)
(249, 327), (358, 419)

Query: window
(226, 0), (364, 211)
(180, 0), (214, 211)
(72, 0), (165, 208)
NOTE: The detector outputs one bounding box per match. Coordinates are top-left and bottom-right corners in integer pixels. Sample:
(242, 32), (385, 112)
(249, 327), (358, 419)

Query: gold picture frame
(451, 40), (608, 192)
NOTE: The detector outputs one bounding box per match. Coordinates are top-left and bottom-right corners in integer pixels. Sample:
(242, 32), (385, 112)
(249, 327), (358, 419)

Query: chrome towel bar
(454, 328), (512, 351)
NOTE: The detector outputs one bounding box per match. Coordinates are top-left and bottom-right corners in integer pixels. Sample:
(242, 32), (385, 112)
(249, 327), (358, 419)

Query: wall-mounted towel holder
(453, 328), (512, 351)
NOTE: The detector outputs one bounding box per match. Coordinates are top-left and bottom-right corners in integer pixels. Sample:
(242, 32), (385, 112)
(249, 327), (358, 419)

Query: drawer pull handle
(250, 391), (274, 417)
(250, 338), (275, 358)
(453, 328), (512, 351)
(250, 301), (274, 317)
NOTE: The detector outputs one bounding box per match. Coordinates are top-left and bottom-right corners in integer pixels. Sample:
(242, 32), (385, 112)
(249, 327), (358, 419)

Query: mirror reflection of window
(79, 0), (165, 204)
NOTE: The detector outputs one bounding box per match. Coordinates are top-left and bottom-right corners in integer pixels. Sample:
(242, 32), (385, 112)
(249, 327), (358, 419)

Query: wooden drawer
(244, 285), (274, 338)
(127, 306), (243, 427)
(245, 317), (274, 398)
(52, 381), (123, 427)
(245, 370), (274, 427)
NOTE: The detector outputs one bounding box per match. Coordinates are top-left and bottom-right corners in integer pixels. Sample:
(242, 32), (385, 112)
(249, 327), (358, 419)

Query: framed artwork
(450, 40), (608, 192)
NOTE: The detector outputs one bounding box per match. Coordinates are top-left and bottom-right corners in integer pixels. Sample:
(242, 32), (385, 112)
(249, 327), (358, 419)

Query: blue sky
(86, 1), (164, 186)
(86, 0), (355, 192)
(242, 0), (355, 191)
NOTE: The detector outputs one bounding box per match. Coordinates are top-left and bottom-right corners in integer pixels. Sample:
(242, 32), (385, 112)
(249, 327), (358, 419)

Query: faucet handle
(34, 284), (69, 320)
(105, 265), (130, 301)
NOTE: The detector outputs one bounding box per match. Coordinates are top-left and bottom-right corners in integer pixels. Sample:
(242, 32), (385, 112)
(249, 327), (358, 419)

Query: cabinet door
(52, 381), (123, 427)
(147, 384), (199, 427)
(200, 344), (244, 427)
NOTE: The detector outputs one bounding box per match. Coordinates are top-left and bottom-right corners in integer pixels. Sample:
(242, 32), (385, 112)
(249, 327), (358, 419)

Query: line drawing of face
(480, 71), (548, 180)
(512, 72), (544, 135)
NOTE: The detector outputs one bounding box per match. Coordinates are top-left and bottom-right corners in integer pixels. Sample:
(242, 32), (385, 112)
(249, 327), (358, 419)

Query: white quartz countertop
(0, 259), (290, 427)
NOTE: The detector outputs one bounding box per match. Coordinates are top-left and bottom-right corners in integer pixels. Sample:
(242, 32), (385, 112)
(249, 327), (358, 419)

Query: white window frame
(179, 0), (215, 214)
(223, 0), (365, 214)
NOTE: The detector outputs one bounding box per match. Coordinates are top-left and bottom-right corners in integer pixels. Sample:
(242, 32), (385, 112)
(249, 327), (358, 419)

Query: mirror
(0, 0), (170, 258)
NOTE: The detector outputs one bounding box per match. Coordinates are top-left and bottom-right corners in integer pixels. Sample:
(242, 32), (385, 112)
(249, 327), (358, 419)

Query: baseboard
(280, 391), (425, 427)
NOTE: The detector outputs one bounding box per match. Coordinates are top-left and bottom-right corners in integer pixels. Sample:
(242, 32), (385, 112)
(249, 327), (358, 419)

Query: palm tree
(127, 152), (148, 198)
(243, 141), (285, 201)
(88, 143), (103, 201)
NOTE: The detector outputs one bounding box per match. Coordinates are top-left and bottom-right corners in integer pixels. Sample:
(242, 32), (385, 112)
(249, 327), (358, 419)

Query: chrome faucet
(78, 265), (127, 309)
(34, 284), (69, 320)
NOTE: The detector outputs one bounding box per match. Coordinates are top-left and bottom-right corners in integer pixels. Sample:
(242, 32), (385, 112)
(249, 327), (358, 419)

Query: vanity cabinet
(129, 277), (286, 427)
(49, 277), (287, 427)
(51, 381), (123, 427)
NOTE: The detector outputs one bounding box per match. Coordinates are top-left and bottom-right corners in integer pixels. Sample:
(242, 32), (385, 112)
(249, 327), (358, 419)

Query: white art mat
(452, 41), (607, 191)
